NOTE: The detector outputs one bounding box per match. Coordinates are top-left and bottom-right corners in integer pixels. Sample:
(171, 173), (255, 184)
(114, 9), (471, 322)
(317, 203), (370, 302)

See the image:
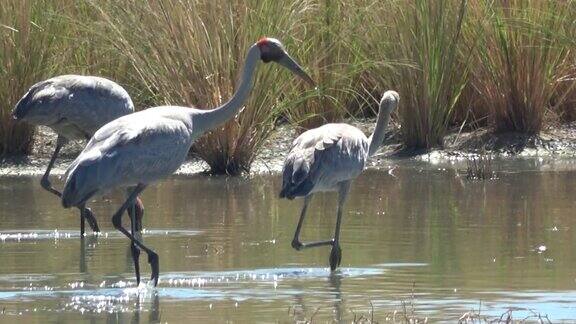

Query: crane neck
(195, 44), (260, 134)
(367, 96), (396, 157)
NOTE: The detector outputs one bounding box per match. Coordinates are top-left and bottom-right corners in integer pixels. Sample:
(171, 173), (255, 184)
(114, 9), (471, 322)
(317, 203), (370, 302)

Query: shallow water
(0, 158), (575, 322)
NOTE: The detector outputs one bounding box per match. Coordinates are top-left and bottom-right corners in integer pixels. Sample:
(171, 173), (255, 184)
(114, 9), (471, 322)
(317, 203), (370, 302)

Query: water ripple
(0, 229), (201, 242)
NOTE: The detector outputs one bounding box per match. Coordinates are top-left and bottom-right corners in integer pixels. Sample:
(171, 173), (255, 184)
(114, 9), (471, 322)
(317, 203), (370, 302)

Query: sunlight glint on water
(0, 159), (575, 322)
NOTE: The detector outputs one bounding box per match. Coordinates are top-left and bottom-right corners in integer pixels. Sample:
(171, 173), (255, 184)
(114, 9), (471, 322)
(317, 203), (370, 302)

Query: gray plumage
(280, 90), (399, 271)
(13, 75), (134, 140)
(279, 123), (368, 199)
(60, 37), (315, 286)
(12, 75), (135, 235)
(62, 106), (196, 207)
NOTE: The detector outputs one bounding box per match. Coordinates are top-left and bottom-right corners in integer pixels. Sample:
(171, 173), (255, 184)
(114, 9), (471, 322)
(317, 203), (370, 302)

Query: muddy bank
(1, 120), (575, 177)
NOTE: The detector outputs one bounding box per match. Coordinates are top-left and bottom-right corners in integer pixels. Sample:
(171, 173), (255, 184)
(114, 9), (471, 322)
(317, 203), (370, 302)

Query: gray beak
(276, 54), (315, 87)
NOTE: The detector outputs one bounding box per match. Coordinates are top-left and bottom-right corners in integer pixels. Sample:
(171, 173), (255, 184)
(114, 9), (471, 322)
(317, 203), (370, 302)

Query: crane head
(12, 80), (65, 124)
(256, 37), (315, 86)
(380, 90), (400, 113)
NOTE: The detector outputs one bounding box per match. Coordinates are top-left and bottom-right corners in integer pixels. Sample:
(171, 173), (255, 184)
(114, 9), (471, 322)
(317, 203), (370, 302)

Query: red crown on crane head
(256, 37), (269, 46)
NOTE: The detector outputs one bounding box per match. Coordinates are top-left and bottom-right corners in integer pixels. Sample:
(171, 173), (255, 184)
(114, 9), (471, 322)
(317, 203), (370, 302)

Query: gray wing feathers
(62, 115), (191, 207)
(281, 124), (368, 199)
(13, 75), (133, 137)
(50, 76), (134, 135)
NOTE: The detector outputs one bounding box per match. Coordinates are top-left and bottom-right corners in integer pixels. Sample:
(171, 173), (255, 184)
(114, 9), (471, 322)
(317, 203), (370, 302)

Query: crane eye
(260, 44), (284, 63)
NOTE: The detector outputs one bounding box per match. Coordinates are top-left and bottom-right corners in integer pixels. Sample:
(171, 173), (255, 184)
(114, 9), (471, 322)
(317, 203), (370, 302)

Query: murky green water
(0, 158), (575, 322)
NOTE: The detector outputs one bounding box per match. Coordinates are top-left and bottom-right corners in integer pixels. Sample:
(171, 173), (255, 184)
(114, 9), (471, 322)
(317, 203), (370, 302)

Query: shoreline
(1, 120), (575, 177)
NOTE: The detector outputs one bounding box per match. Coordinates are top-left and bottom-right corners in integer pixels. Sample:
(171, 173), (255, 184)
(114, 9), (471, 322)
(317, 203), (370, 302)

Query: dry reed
(2, 0), (576, 164)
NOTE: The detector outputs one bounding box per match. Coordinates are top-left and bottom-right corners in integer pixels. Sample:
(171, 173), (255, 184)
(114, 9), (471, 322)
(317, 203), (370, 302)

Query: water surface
(0, 158), (575, 322)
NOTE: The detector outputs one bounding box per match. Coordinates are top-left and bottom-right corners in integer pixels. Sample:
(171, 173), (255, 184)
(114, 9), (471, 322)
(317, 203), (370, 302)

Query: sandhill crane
(61, 37), (315, 286)
(280, 90), (399, 271)
(12, 75), (143, 236)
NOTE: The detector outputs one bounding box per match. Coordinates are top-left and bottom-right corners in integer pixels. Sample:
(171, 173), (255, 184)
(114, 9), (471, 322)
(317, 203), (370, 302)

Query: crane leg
(79, 234), (87, 273)
(40, 136), (66, 197)
(291, 195), (333, 251)
(77, 203), (99, 237)
(127, 200), (141, 285)
(112, 184), (159, 286)
(41, 136), (100, 235)
(125, 190), (144, 237)
(329, 181), (351, 271)
(81, 210), (85, 237)
(134, 197), (144, 232)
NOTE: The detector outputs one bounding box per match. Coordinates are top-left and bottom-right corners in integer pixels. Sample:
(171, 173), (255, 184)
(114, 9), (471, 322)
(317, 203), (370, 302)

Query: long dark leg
(40, 135), (66, 197)
(134, 197), (144, 232)
(329, 181), (351, 271)
(80, 233), (87, 273)
(79, 203), (87, 239)
(41, 136), (100, 235)
(82, 208), (100, 235)
(291, 195), (334, 251)
(127, 198), (141, 285)
(111, 184), (159, 286)
(76, 202), (99, 238)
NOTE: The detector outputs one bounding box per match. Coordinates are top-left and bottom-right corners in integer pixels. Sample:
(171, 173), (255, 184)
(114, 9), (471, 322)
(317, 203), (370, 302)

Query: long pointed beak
(276, 54), (315, 87)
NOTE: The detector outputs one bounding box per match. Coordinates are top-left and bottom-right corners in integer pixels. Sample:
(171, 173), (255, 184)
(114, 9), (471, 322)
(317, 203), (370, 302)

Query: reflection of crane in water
(289, 273), (344, 322)
(12, 75), (143, 235)
(61, 38), (314, 286)
(280, 91), (399, 270)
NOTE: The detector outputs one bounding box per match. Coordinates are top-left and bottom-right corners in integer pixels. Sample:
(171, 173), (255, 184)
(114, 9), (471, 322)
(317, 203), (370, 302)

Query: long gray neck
(195, 45), (260, 133)
(367, 99), (395, 157)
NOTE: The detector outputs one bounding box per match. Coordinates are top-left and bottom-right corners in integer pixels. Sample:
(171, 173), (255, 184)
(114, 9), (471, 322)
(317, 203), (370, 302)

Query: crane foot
(148, 251), (159, 286)
(329, 244), (342, 271)
(291, 239), (304, 251)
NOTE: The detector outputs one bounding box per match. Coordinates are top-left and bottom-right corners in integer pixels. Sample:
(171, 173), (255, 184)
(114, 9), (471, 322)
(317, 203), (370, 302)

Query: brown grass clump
(2, 1), (576, 163)
(467, 1), (574, 134)
(551, 63), (576, 123)
(363, 0), (470, 149)
(0, 1), (63, 155)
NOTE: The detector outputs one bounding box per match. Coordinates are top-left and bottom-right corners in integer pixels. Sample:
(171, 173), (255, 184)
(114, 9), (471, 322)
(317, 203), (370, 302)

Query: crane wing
(280, 124), (368, 199)
(62, 112), (191, 207)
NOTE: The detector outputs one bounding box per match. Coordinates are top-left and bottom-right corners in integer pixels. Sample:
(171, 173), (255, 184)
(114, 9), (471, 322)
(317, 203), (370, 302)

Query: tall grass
(1, 1), (575, 163)
(551, 59), (576, 123)
(50, 2), (140, 102)
(0, 1), (63, 155)
(551, 2), (576, 123)
(92, 0), (315, 174)
(468, 0), (575, 134)
(283, 0), (372, 130)
(364, 0), (469, 149)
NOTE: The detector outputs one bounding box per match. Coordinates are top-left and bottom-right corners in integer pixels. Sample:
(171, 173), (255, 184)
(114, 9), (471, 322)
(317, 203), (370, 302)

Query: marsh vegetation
(1, 0), (575, 174)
